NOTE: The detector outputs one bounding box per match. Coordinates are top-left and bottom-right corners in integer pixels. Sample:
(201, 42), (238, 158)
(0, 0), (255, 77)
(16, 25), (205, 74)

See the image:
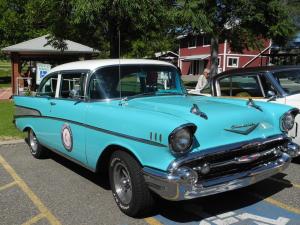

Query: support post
(11, 53), (20, 95)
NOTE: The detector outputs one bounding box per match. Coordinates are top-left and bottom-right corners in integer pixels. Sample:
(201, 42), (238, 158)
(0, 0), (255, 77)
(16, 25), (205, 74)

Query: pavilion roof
(2, 35), (99, 54)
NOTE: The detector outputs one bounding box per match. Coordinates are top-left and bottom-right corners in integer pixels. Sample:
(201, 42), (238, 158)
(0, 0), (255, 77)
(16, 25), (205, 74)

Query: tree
(24, 0), (176, 58)
(0, 0), (48, 56)
(175, 0), (296, 77)
(286, 0), (300, 30)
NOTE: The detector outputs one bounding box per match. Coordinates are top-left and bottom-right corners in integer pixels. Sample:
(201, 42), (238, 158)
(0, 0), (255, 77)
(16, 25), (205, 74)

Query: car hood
(284, 93), (300, 109)
(127, 95), (281, 151)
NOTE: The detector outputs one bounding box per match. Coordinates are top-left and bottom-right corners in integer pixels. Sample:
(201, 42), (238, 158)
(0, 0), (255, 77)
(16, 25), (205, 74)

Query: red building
(178, 35), (272, 75)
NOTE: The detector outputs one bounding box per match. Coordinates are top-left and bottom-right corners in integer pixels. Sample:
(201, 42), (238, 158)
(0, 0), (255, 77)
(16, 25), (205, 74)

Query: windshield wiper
(125, 92), (157, 101)
(156, 91), (184, 96)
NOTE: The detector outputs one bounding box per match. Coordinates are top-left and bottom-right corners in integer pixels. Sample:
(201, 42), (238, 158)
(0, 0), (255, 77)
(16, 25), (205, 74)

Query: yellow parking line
(268, 177), (300, 189)
(251, 193), (300, 215)
(0, 181), (16, 191)
(0, 154), (61, 225)
(144, 217), (164, 225)
(22, 213), (45, 225)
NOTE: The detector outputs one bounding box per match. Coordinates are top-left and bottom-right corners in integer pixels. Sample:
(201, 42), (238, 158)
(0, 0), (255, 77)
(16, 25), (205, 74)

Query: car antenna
(118, 30), (128, 104)
(119, 29), (121, 99)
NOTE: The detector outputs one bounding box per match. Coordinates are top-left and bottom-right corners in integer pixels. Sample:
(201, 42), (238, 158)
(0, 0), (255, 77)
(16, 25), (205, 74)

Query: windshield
(272, 69), (300, 95)
(89, 65), (185, 100)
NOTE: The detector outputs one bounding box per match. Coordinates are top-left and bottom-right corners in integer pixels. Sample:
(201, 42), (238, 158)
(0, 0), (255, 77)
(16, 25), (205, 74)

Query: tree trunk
(210, 35), (219, 78)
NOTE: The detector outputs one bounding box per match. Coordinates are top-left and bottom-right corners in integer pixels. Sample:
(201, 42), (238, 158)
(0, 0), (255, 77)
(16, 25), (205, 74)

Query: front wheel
(109, 151), (155, 217)
(28, 129), (47, 159)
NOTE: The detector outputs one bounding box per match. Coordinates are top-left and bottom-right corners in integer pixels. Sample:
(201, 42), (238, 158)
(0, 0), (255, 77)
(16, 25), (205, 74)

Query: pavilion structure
(2, 35), (99, 94)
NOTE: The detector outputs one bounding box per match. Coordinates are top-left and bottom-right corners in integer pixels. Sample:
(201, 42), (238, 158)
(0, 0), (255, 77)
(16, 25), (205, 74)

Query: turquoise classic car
(13, 59), (300, 217)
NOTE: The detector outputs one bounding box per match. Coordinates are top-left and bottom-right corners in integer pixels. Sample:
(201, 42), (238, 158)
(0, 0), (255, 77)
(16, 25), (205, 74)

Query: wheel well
(23, 127), (31, 132)
(96, 145), (141, 175)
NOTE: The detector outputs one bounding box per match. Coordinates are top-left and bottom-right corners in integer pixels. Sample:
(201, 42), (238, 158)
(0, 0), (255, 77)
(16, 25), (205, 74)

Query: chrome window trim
(55, 73), (62, 98)
(37, 72), (59, 98)
(265, 71), (286, 97)
(256, 74), (266, 98)
(38, 69), (91, 100)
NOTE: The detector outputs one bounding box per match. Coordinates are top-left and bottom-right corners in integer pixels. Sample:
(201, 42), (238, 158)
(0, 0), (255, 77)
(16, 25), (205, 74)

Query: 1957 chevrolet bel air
(14, 59), (300, 217)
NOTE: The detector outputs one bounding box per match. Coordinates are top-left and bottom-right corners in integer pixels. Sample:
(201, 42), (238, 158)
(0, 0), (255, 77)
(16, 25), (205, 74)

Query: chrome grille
(183, 138), (287, 180)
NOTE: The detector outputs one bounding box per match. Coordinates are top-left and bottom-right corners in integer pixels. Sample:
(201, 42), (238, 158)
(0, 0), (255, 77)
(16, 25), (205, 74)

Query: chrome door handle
(50, 102), (56, 106)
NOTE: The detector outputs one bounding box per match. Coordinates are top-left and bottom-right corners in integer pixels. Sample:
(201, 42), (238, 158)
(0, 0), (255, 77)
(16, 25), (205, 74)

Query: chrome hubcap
(29, 130), (38, 153)
(113, 161), (132, 205)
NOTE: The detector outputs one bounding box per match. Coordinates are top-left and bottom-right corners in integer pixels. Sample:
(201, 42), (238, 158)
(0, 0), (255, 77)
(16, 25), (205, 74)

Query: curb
(0, 139), (25, 145)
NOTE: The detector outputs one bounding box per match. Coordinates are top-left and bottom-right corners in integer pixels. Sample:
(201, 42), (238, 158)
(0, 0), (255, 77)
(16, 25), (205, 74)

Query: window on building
(188, 60), (201, 75)
(203, 36), (210, 46)
(227, 57), (239, 67)
(188, 37), (197, 48)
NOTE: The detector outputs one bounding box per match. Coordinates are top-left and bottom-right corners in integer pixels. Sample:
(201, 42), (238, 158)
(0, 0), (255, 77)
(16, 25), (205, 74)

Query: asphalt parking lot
(0, 141), (300, 225)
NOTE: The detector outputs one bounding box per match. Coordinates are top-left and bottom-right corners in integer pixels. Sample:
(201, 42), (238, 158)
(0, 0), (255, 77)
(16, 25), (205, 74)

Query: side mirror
(267, 90), (276, 98)
(267, 90), (277, 102)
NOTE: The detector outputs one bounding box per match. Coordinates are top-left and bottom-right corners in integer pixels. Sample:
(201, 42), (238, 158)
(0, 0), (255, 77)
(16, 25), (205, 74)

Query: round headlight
(281, 112), (295, 131)
(169, 125), (196, 155)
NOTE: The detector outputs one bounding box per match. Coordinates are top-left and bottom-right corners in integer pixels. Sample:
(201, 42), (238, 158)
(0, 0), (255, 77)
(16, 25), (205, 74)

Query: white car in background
(188, 66), (300, 157)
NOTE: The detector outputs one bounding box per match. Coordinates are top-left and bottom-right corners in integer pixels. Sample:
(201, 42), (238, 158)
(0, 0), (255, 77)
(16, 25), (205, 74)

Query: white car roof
(48, 59), (175, 74)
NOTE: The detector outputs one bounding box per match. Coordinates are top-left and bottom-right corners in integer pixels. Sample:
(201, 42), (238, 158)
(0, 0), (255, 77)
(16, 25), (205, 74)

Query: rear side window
(38, 74), (58, 97)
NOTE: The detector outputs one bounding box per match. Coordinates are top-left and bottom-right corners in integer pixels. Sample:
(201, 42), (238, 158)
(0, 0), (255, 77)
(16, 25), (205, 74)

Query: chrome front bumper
(143, 153), (291, 201)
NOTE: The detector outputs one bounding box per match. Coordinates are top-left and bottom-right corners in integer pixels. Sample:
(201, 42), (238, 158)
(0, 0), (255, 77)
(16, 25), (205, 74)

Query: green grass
(0, 101), (25, 140)
(0, 60), (11, 88)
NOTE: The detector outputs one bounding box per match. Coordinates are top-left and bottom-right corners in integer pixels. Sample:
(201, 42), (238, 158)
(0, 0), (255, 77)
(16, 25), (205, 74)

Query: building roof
(180, 54), (210, 61)
(1, 35), (99, 54)
(48, 59), (175, 74)
(154, 51), (179, 58)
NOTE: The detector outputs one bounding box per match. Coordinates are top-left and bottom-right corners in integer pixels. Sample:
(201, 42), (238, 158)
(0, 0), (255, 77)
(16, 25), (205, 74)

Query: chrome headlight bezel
(280, 108), (299, 132)
(168, 123), (197, 156)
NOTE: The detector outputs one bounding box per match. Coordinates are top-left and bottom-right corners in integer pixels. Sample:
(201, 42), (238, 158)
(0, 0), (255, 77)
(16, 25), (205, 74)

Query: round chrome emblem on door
(61, 124), (73, 152)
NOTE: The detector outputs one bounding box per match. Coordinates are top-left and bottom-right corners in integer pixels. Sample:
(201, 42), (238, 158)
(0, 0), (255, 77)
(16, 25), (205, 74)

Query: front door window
(60, 72), (87, 99)
(218, 74), (264, 97)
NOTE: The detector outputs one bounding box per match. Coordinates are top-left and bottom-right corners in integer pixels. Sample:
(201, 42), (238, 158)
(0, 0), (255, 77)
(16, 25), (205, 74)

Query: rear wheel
(28, 129), (47, 159)
(109, 151), (155, 217)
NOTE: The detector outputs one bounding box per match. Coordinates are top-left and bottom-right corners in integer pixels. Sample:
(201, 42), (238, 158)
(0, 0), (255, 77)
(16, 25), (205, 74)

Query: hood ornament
(247, 98), (263, 112)
(225, 123), (259, 135)
(190, 104), (208, 120)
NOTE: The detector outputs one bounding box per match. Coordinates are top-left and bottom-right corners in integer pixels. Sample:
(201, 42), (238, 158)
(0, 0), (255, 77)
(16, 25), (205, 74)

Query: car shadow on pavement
(292, 157), (300, 164)
(47, 150), (111, 190)
(47, 147), (293, 222)
(150, 174), (293, 222)
(24, 137), (110, 190)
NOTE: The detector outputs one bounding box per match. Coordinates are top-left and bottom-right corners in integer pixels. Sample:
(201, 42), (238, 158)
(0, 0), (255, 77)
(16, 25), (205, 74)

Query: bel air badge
(225, 123), (259, 135)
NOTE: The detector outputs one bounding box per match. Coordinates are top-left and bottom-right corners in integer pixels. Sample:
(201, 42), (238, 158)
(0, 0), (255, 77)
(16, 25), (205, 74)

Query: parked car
(189, 65), (300, 156)
(14, 60), (300, 217)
